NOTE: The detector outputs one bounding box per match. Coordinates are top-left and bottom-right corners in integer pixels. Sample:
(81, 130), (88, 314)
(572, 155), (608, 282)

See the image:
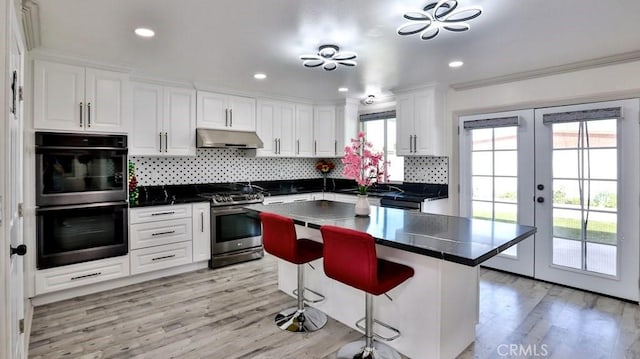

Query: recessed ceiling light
(134, 28), (155, 38)
(254, 73), (267, 80)
(338, 87), (349, 92)
(449, 60), (464, 68)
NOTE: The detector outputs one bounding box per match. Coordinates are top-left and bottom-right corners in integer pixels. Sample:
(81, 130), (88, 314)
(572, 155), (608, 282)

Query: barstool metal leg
(336, 293), (401, 359)
(274, 264), (328, 333)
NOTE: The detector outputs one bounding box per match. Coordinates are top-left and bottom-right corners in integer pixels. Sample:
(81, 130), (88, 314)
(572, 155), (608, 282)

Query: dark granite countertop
(245, 200), (536, 267)
(130, 179), (448, 207)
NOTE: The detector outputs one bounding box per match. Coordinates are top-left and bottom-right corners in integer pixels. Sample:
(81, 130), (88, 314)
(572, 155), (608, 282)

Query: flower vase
(355, 194), (370, 217)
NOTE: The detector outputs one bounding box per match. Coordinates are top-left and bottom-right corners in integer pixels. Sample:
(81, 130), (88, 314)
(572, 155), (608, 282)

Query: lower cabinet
(192, 203), (211, 262)
(263, 193), (313, 205)
(130, 241), (193, 275)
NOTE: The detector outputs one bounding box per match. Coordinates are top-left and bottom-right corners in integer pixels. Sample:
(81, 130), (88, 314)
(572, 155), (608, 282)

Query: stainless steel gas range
(198, 190), (265, 269)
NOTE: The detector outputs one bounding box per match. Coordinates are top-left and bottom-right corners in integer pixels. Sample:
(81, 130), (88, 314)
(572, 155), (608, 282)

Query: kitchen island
(245, 200), (536, 359)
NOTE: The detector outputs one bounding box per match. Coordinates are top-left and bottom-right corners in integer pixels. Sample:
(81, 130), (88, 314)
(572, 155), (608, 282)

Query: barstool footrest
(355, 317), (401, 341)
(292, 287), (325, 304)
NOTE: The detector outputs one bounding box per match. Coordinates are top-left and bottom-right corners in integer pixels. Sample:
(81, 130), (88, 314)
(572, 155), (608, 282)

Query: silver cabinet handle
(164, 132), (168, 152)
(225, 109), (229, 126)
(230, 108), (233, 127)
(159, 132), (163, 152)
(87, 102), (91, 127)
(152, 254), (176, 261)
(297, 139), (300, 155)
(314, 140), (317, 155)
(79, 102), (84, 127)
(71, 272), (101, 281)
(334, 140), (337, 156)
(151, 211), (175, 216)
(201, 212), (204, 232)
(274, 139), (278, 154)
(278, 139), (281, 154)
(409, 135), (412, 153)
(151, 230), (175, 237)
(413, 135), (417, 153)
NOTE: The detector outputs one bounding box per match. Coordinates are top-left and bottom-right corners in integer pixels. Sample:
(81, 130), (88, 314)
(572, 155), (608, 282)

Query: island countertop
(246, 200), (536, 267)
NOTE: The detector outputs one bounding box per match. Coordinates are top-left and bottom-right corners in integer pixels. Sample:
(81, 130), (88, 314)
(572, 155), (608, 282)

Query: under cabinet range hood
(196, 128), (264, 149)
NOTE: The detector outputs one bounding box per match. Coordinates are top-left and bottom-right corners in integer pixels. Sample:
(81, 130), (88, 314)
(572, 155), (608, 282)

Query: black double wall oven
(35, 132), (129, 269)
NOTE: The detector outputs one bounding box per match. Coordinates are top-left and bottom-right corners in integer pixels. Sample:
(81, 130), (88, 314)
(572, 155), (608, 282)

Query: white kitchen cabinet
(396, 85), (446, 156)
(263, 193), (312, 205)
(335, 99), (360, 157)
(295, 104), (315, 157)
(129, 218), (193, 250)
(192, 203), (211, 262)
(130, 82), (196, 156)
(255, 100), (295, 156)
(331, 193), (381, 206)
(197, 91), (256, 131)
(35, 255), (130, 295)
(314, 105), (337, 157)
(130, 241), (193, 275)
(34, 60), (128, 133)
(323, 192), (336, 201)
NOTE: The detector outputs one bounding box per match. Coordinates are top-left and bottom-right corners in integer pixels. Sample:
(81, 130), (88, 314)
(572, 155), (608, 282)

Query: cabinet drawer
(130, 241), (193, 275)
(130, 218), (192, 249)
(130, 204), (192, 224)
(35, 255), (130, 295)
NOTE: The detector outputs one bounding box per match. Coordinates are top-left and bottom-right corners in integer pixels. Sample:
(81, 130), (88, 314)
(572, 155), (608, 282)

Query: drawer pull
(152, 254), (176, 261)
(293, 199), (307, 202)
(151, 230), (176, 237)
(151, 211), (175, 216)
(71, 272), (101, 281)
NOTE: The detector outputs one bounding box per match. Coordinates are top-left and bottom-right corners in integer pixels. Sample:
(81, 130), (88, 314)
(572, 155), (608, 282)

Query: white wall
(447, 60), (640, 215)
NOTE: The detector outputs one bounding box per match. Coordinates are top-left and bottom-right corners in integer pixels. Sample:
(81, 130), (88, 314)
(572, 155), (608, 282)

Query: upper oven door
(211, 206), (262, 254)
(36, 145), (127, 206)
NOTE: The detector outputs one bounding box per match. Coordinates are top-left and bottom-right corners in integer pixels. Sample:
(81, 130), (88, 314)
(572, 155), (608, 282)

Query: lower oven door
(211, 205), (262, 254)
(36, 201), (129, 269)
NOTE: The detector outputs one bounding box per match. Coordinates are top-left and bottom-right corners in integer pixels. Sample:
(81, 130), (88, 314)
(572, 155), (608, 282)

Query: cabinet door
(279, 103), (296, 156)
(85, 69), (128, 133)
(413, 88), (445, 156)
(228, 95), (256, 131)
(192, 203), (211, 262)
(33, 60), (85, 131)
(196, 91), (228, 129)
(296, 105), (314, 157)
(130, 83), (163, 156)
(164, 87), (196, 156)
(256, 100), (276, 156)
(313, 106), (337, 157)
(395, 94), (414, 156)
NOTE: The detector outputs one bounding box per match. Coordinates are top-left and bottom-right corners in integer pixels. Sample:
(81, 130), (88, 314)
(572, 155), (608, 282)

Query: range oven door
(211, 205), (262, 255)
(35, 132), (128, 206)
(36, 202), (128, 269)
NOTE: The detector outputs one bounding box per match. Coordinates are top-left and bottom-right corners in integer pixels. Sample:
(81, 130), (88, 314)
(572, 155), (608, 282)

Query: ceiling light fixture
(397, 0), (482, 40)
(338, 87), (349, 92)
(449, 60), (464, 68)
(300, 45), (357, 71)
(361, 95), (375, 105)
(134, 27), (155, 38)
(254, 73), (267, 80)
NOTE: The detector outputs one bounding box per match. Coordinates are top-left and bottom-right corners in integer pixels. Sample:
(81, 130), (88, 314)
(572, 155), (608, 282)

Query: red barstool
(320, 225), (414, 359)
(260, 212), (327, 332)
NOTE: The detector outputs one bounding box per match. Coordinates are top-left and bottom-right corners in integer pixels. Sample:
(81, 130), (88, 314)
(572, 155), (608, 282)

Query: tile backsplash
(130, 148), (448, 186)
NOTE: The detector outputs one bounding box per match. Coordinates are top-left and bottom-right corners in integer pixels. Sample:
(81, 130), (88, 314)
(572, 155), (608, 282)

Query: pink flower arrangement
(342, 131), (387, 195)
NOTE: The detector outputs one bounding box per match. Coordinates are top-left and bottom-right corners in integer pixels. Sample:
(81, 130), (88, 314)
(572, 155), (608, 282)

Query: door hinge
(19, 319), (24, 334)
(19, 86), (23, 102)
(18, 203), (24, 218)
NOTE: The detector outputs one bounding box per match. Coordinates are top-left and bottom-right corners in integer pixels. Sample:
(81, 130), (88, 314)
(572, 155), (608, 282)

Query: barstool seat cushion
(260, 212), (323, 265)
(320, 225), (414, 296)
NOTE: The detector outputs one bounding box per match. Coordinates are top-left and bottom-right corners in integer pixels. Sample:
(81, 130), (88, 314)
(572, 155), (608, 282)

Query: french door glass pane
(471, 126), (519, 257)
(551, 119), (618, 276)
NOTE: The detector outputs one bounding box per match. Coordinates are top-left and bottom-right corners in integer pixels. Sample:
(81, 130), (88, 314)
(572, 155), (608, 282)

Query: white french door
(459, 109), (535, 277)
(534, 99), (639, 301)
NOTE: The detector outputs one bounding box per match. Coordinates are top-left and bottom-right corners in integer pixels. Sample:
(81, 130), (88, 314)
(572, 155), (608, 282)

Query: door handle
(10, 244), (27, 257)
(79, 102), (83, 127)
(87, 102), (91, 127)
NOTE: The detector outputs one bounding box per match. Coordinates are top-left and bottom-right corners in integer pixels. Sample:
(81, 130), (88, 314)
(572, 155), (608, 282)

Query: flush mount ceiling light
(134, 27), (155, 38)
(300, 45), (357, 71)
(361, 95), (375, 105)
(397, 0), (482, 40)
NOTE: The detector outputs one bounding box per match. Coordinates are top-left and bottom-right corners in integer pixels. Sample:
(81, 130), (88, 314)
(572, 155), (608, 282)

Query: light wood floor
(29, 256), (640, 359)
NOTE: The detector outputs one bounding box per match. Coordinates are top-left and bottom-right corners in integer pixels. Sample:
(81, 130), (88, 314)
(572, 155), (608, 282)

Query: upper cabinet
(130, 82), (196, 156)
(335, 99), (359, 157)
(34, 60), (129, 133)
(313, 105), (337, 157)
(396, 85), (446, 156)
(255, 100), (295, 157)
(295, 104), (314, 157)
(196, 91), (256, 132)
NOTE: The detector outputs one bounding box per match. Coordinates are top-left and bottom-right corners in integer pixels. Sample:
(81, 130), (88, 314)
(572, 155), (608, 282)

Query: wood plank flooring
(29, 256), (640, 359)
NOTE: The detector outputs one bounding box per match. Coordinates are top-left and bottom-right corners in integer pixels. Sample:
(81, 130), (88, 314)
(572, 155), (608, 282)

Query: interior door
(8, 10), (26, 358)
(534, 99), (639, 301)
(459, 110), (535, 276)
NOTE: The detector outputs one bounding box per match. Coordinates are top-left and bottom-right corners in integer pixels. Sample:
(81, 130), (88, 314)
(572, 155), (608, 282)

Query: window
(360, 111), (404, 182)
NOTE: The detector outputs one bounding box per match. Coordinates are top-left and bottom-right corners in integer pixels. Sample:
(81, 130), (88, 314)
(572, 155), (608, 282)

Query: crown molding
(29, 48), (133, 73)
(451, 50), (640, 91)
(21, 0), (41, 50)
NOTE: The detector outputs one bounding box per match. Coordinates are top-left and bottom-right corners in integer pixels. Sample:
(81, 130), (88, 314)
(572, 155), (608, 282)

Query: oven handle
(35, 146), (128, 151)
(36, 201), (128, 212)
(211, 206), (256, 216)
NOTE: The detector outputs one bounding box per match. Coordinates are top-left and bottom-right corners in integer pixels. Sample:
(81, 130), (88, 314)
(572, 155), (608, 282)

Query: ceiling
(34, 0), (640, 102)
